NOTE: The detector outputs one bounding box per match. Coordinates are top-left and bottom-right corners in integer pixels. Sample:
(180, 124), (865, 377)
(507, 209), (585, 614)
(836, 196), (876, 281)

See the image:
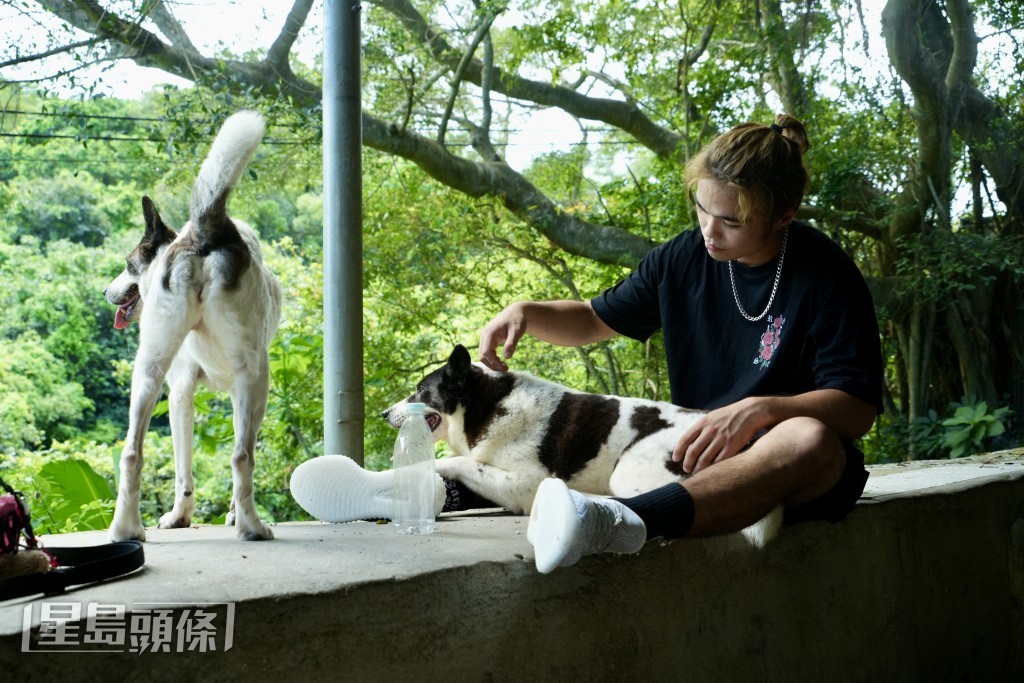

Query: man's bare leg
(684, 416), (847, 536)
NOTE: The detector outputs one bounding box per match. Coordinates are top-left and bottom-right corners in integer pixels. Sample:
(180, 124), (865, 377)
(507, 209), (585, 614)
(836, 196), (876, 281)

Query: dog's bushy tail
(190, 110), (265, 230)
(740, 504), (784, 549)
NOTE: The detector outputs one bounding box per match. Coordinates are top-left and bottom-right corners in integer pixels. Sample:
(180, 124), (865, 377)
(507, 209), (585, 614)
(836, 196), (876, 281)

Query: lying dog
(384, 344), (781, 546)
(104, 111), (281, 541)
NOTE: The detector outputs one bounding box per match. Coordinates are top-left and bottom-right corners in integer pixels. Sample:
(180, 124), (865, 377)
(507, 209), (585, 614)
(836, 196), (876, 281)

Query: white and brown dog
(104, 111), (281, 541)
(383, 345), (781, 546)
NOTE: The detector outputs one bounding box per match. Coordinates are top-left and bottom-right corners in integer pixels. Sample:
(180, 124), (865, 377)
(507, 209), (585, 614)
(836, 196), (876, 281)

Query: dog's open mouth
(113, 288), (141, 330)
(425, 413), (442, 432)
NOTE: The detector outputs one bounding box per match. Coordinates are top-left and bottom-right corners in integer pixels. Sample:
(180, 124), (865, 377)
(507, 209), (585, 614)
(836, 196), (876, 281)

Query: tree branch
(0, 38), (98, 69)
(942, 0), (977, 122)
(679, 0), (721, 67)
(761, 0), (811, 116)
(364, 115), (656, 266)
(14, 0), (688, 266)
(437, 8), (500, 146)
(369, 0), (683, 157)
(146, 0), (195, 51)
(479, 28), (493, 139)
(881, 0), (947, 98)
(797, 205), (884, 241)
(586, 70), (638, 104)
(33, 0), (323, 103)
(267, 0), (315, 71)
(35, 0), (164, 60)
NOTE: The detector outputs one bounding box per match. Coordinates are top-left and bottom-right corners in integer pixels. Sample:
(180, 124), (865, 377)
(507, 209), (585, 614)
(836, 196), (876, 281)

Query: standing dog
(384, 344), (781, 546)
(104, 111), (281, 541)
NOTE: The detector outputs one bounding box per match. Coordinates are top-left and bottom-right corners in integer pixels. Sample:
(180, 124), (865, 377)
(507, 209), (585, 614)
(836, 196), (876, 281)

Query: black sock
(614, 483), (694, 540)
(441, 479), (500, 512)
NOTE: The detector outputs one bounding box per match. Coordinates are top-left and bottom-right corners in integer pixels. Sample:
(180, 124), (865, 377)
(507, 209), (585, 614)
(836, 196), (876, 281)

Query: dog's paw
(157, 510), (193, 529)
(109, 521), (146, 543)
(237, 521), (274, 541)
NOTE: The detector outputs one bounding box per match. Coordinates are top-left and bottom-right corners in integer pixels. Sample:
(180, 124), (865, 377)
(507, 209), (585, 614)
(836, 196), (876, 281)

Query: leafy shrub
(940, 397), (1012, 459)
(910, 409), (948, 460)
(0, 441), (117, 535)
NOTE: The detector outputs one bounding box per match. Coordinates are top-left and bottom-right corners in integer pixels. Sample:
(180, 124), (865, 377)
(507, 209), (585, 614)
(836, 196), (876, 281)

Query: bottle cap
(406, 402), (426, 412)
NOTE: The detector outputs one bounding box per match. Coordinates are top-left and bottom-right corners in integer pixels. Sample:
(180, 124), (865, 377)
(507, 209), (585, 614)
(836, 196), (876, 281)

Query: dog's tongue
(114, 307), (129, 330)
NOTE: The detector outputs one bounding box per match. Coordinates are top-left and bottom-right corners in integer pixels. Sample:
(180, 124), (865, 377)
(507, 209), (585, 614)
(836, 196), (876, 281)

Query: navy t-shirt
(591, 221), (883, 412)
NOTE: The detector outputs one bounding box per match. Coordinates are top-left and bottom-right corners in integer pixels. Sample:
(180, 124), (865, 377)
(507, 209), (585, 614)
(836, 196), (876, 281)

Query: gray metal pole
(322, 0), (364, 463)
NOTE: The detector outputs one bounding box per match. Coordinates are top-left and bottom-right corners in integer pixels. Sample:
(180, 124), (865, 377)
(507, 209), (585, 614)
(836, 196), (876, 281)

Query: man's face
(695, 178), (785, 267)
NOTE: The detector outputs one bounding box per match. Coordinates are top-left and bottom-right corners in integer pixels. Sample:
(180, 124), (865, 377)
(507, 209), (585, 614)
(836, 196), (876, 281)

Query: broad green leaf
(37, 458), (115, 530)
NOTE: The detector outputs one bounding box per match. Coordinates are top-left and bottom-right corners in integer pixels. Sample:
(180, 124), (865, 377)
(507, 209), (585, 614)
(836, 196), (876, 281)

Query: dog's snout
(382, 408), (391, 421)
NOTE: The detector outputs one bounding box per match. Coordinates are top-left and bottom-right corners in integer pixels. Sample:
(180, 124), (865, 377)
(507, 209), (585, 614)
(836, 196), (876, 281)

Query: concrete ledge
(3, 453), (1024, 681)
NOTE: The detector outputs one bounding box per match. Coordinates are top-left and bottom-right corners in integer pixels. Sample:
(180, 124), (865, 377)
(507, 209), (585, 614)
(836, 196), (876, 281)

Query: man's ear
(774, 208), (795, 230)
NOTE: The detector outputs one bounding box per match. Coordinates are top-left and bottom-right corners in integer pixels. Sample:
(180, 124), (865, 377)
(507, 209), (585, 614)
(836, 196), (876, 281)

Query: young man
(479, 116), (883, 572)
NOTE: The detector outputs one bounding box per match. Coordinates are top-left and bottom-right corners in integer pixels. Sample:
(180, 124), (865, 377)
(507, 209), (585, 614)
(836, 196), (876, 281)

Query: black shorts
(783, 439), (869, 525)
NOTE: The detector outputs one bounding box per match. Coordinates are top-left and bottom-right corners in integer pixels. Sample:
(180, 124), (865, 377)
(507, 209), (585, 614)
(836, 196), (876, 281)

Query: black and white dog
(384, 344), (781, 546)
(104, 111), (281, 542)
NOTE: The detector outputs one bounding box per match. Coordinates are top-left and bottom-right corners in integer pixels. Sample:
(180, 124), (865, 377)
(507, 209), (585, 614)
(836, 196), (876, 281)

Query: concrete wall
(3, 462), (1023, 681)
(244, 478), (1024, 682)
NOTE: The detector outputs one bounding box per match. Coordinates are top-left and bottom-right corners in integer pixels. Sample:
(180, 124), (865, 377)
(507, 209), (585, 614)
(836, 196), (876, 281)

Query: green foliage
(894, 230), (1024, 303)
(0, 95), (166, 188)
(248, 196), (297, 242)
(895, 398), (1014, 461)
(910, 409), (948, 460)
(857, 413), (907, 465)
(0, 236), (137, 442)
(0, 441), (117, 535)
(940, 398), (1012, 459)
(6, 170), (114, 247)
(864, 397), (1015, 464)
(0, 332), (91, 454)
(289, 193), (324, 245)
(34, 458), (116, 534)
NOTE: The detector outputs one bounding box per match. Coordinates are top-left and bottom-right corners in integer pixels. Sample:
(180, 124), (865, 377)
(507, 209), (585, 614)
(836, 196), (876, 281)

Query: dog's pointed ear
(141, 196), (175, 242)
(446, 345), (472, 375)
(444, 345), (472, 398)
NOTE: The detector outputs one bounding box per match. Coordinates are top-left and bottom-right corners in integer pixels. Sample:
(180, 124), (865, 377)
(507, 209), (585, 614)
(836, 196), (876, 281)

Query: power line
(0, 107), (643, 164)
(0, 108), (626, 143)
(0, 155), (158, 165)
(0, 131), (164, 142)
(0, 130), (309, 145)
(1, 108), (166, 123)
(0, 129), (639, 148)
(0, 108), (311, 144)
(0, 153), (321, 167)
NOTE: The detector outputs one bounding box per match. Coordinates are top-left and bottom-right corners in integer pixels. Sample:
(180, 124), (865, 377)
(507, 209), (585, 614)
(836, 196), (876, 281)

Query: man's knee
(767, 417), (846, 502)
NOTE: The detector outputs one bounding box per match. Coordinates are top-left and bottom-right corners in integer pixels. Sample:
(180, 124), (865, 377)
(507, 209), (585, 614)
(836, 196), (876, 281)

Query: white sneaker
(289, 455), (445, 522)
(527, 478), (647, 574)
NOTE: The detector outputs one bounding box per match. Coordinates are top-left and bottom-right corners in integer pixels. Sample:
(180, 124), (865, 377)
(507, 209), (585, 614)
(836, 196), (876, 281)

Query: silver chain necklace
(727, 228), (789, 322)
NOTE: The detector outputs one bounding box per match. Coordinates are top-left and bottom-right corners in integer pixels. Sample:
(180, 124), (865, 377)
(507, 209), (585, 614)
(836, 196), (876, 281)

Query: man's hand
(478, 303), (527, 372)
(673, 397), (770, 474)
(478, 300), (619, 372)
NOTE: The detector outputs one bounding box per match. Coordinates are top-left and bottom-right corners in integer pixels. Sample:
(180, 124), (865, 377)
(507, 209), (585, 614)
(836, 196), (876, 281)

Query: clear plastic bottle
(391, 403), (436, 534)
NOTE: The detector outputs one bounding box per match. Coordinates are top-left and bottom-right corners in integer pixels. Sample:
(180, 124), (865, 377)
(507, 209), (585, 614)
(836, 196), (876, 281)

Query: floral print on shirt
(753, 315), (785, 369)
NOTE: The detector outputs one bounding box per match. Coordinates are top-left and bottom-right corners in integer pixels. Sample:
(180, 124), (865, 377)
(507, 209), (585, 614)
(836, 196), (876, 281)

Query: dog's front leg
(157, 361), (199, 529)
(436, 456), (547, 515)
(109, 357), (169, 542)
(227, 366), (273, 540)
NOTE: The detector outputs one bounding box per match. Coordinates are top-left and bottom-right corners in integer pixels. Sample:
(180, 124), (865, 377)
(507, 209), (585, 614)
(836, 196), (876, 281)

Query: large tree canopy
(2, 0), (1023, 441)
